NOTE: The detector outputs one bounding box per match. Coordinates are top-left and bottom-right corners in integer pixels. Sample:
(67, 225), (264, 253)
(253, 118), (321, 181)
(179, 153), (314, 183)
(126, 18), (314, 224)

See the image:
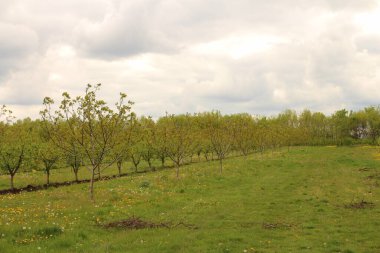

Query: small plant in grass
(37, 226), (63, 237)
(139, 181), (150, 188)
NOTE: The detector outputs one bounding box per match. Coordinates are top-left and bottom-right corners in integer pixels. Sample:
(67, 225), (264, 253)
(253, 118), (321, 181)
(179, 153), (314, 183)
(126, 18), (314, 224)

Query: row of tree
(1, 84), (380, 200)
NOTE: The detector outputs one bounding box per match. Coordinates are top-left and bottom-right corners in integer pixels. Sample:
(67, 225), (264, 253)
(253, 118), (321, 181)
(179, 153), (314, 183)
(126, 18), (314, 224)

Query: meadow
(0, 146), (379, 253)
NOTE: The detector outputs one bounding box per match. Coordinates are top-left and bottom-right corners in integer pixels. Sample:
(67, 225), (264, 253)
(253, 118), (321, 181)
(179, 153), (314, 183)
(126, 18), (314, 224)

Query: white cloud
(354, 5), (380, 35)
(190, 34), (286, 60)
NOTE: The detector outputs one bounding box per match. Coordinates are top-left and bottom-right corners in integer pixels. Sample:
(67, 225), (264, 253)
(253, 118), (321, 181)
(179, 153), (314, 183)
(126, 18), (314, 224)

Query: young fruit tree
(111, 113), (134, 176)
(37, 140), (61, 185)
(38, 119), (84, 182)
(41, 84), (133, 200)
(140, 116), (156, 171)
(161, 114), (195, 178)
(154, 115), (170, 168)
(66, 140), (83, 182)
(202, 111), (233, 173)
(229, 113), (255, 157)
(0, 119), (34, 190)
(128, 116), (144, 172)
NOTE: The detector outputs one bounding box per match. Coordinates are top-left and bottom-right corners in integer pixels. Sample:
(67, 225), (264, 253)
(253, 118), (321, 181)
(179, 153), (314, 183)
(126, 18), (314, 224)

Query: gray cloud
(77, 1), (176, 59)
(0, 23), (38, 79)
(75, 0), (375, 58)
(0, 0), (379, 118)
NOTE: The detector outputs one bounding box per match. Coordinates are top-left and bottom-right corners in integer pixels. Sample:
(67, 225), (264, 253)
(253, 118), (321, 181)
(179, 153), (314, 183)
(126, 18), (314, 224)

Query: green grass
(0, 146), (379, 252)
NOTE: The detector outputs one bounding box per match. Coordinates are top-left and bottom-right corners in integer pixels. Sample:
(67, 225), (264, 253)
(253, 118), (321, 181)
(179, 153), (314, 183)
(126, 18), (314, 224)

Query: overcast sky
(1, 0), (380, 119)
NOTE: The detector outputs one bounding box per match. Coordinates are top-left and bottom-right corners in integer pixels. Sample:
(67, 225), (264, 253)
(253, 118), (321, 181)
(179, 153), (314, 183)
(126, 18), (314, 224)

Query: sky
(0, 0), (380, 119)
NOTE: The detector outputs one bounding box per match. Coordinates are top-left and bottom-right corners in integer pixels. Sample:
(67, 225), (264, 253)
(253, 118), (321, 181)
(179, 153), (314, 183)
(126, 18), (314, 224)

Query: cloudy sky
(0, 0), (380, 119)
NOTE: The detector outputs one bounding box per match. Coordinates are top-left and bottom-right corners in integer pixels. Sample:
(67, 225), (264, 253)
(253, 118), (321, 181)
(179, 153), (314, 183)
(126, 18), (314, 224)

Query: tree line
(1, 84), (379, 200)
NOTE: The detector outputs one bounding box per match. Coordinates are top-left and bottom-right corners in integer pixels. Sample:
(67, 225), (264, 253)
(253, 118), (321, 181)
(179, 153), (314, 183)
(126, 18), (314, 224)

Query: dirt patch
(0, 163), (180, 196)
(0, 172), (133, 195)
(240, 221), (296, 229)
(358, 167), (372, 172)
(101, 217), (198, 230)
(367, 172), (380, 180)
(0, 179), (91, 195)
(344, 200), (375, 209)
(261, 222), (295, 230)
(103, 217), (169, 229)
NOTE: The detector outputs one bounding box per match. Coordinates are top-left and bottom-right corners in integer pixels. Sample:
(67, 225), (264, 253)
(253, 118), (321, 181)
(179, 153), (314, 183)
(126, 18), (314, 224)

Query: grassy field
(0, 146), (379, 253)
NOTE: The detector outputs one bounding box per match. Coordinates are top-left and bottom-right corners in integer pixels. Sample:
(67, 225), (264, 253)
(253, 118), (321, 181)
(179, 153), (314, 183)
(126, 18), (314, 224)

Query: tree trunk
(161, 157), (165, 168)
(97, 167), (101, 180)
(148, 160), (155, 171)
(134, 163), (138, 172)
(74, 169), (79, 182)
(132, 156), (139, 172)
(90, 170), (95, 201)
(117, 163), (122, 176)
(219, 158), (223, 174)
(10, 174), (15, 191)
(46, 170), (50, 185)
(176, 164), (180, 178)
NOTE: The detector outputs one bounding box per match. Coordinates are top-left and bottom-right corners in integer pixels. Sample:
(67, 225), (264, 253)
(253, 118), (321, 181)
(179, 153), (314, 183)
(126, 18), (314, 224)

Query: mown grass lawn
(0, 146), (379, 253)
